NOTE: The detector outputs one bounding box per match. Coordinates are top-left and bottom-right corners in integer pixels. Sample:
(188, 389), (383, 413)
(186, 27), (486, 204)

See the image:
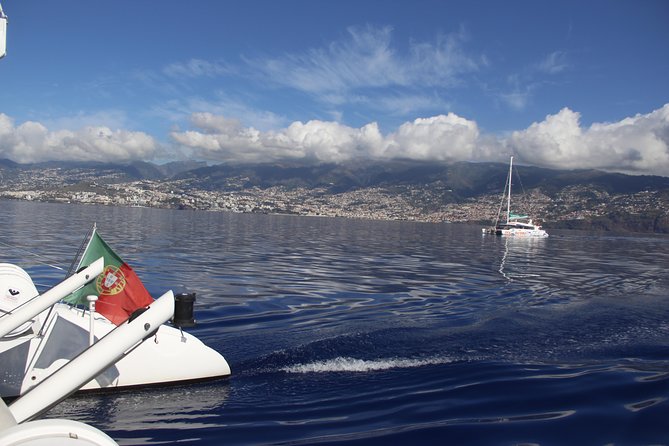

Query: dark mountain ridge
(0, 158), (205, 181)
(178, 159), (669, 199)
(3, 158), (669, 198)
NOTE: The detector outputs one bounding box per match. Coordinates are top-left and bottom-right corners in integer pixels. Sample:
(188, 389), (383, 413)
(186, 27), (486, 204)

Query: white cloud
(171, 111), (498, 164)
(508, 104), (669, 175)
(248, 25), (400, 95)
(535, 51), (569, 74)
(384, 114), (483, 161)
(171, 113), (385, 163)
(3, 104), (669, 177)
(247, 25), (483, 102)
(372, 94), (452, 117)
(149, 93), (287, 132)
(0, 113), (158, 163)
(171, 104), (669, 176)
(163, 59), (236, 78)
(134, 24), (483, 134)
(496, 51), (569, 111)
(42, 110), (130, 132)
(499, 90), (531, 111)
(146, 25), (481, 127)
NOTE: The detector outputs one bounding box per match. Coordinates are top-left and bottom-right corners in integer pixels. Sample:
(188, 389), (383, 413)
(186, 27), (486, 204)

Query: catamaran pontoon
(0, 228), (231, 399)
(1, 273), (179, 445)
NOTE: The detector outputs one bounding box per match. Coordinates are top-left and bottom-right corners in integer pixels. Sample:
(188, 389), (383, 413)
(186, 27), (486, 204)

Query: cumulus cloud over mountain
(170, 112), (494, 164)
(1, 104), (668, 177)
(384, 114), (487, 161)
(509, 104), (669, 176)
(171, 113), (384, 163)
(0, 113), (157, 163)
(171, 104), (669, 176)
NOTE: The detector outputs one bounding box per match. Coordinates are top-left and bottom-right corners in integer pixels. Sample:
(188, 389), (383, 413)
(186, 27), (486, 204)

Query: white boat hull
(482, 225), (548, 237)
(499, 227), (548, 238)
(9, 292), (177, 423)
(0, 265), (230, 399)
(1, 291), (181, 445)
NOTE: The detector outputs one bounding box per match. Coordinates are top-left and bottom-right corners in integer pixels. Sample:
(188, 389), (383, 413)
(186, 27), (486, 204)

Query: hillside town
(1, 164), (668, 231)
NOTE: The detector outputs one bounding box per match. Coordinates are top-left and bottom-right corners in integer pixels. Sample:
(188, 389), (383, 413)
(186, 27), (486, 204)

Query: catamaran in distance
(483, 156), (548, 237)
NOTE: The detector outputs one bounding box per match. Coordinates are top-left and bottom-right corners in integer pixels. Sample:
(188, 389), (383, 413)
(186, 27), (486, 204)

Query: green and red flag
(63, 228), (154, 325)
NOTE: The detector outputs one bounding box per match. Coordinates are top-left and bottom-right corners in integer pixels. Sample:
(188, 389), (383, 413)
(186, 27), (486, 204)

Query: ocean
(2, 199), (668, 445)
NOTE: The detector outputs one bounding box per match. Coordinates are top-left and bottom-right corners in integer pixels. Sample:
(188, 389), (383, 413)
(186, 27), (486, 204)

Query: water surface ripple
(1, 200), (668, 445)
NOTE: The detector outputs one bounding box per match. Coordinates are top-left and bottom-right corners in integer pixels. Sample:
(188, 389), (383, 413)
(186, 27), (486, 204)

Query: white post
(87, 295), (98, 346)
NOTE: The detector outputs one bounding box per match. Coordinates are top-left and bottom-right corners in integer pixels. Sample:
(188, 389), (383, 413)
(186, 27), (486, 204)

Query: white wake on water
(281, 356), (454, 373)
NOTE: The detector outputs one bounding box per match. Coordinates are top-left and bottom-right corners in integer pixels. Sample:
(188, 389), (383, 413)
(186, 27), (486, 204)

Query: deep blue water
(2, 199), (669, 445)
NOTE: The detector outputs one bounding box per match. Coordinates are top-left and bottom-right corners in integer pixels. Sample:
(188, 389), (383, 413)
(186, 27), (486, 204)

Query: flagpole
(67, 223), (97, 276)
(37, 224), (99, 337)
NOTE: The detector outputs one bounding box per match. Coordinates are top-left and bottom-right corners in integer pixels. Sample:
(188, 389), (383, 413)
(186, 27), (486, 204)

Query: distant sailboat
(483, 156), (548, 237)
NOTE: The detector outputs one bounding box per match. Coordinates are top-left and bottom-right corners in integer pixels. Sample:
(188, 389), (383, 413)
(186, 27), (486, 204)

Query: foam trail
(281, 356), (454, 374)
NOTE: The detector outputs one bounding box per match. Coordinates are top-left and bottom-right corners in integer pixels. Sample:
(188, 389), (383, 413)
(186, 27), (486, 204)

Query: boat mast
(506, 156), (513, 224)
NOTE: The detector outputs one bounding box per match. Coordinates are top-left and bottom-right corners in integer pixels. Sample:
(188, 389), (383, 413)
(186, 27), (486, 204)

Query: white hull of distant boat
(483, 156), (548, 238)
(484, 219), (548, 237)
(0, 261), (231, 399)
(492, 223), (548, 237)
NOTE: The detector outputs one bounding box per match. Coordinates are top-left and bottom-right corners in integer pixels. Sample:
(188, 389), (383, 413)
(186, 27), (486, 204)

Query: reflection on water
(47, 383), (231, 445)
(497, 235), (547, 281)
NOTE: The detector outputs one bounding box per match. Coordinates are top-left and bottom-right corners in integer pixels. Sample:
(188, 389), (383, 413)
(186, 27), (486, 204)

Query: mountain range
(3, 157), (668, 195)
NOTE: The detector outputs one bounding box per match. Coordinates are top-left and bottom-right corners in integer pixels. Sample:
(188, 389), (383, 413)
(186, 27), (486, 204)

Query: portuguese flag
(64, 228), (154, 325)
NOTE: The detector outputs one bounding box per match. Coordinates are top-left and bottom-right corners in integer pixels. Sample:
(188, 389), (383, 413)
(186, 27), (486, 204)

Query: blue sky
(1, 0), (668, 176)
